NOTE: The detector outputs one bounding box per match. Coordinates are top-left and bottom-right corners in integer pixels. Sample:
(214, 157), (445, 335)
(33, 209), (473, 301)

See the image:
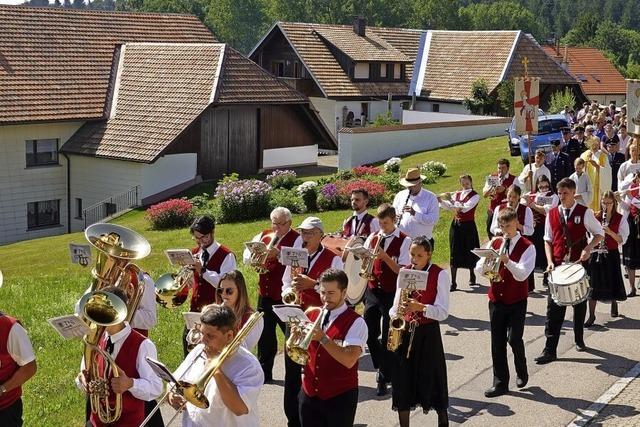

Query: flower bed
(266, 169), (297, 189)
(214, 179), (272, 223)
(145, 199), (195, 230)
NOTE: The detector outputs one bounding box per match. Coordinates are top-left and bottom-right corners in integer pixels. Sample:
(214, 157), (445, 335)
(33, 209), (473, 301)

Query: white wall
(310, 97), (338, 136)
(338, 117), (510, 169)
(0, 122), (83, 245)
(310, 97), (406, 135)
(586, 93), (625, 107)
(403, 110), (503, 125)
(262, 145), (318, 169)
(414, 100), (470, 114)
(141, 153), (197, 199)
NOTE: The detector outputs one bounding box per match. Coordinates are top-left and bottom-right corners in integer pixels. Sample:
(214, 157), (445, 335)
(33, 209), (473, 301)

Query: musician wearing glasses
(0, 311), (36, 427)
(392, 168), (439, 245)
(216, 271), (264, 351)
(388, 236), (450, 427)
(489, 185), (534, 238)
(483, 159), (516, 238)
(183, 216), (236, 356)
(474, 208), (535, 398)
(76, 286), (163, 427)
(515, 149), (551, 194)
(169, 305), (263, 427)
(361, 204), (411, 396)
(242, 207), (302, 383)
(300, 269), (368, 427)
(281, 217), (343, 427)
(535, 178), (604, 365)
(341, 188), (380, 239)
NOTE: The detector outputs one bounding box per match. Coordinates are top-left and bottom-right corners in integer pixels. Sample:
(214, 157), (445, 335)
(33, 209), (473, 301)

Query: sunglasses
(216, 287), (235, 296)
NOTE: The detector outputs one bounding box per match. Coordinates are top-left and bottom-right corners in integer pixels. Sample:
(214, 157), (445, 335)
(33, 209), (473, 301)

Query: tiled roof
(313, 27), (410, 63)
(0, 5), (215, 124)
(542, 46), (626, 95)
(274, 22), (423, 98)
(61, 43), (311, 163)
(414, 31), (580, 101)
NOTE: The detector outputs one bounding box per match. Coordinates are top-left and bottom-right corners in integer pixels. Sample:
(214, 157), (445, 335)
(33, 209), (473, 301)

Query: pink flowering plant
(352, 165), (382, 177)
(339, 180), (387, 205)
(145, 198), (195, 230)
(215, 179), (272, 222)
(265, 169), (297, 190)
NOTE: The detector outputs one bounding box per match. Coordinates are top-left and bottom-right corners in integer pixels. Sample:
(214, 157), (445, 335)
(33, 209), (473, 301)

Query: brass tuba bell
(154, 267), (194, 309)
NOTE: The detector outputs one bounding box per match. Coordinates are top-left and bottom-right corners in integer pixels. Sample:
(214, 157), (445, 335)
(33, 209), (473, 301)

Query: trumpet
(481, 237), (508, 282)
(437, 192), (455, 203)
(286, 305), (327, 365)
(248, 233), (278, 275)
(283, 257), (303, 305)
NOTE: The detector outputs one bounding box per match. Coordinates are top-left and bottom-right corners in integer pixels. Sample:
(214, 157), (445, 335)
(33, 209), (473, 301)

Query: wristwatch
(319, 335), (330, 346)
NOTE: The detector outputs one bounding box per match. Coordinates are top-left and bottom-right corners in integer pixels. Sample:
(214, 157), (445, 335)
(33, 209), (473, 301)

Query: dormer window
(354, 62), (369, 79)
(380, 63), (387, 78)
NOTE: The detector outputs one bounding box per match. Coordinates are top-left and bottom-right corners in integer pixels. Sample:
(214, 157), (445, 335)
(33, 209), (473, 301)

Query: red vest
(368, 231), (407, 293)
(487, 236), (531, 304)
(90, 329), (146, 427)
(0, 315), (22, 410)
(258, 229), (300, 301)
(489, 173), (515, 211)
(299, 248), (336, 310)
(548, 204), (588, 264)
(630, 187), (640, 217)
(302, 307), (360, 400)
(342, 213), (374, 237)
(406, 264), (443, 325)
(596, 211), (623, 250)
(454, 190), (478, 222)
(499, 202), (527, 228)
(530, 191), (552, 226)
(189, 244), (234, 311)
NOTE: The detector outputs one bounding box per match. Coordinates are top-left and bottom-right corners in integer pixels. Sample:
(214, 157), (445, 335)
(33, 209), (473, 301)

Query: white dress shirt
(490, 204), (534, 236)
(619, 134), (631, 155)
(5, 321), (36, 366)
(515, 163), (551, 193)
(543, 202), (605, 243)
(617, 160), (640, 190)
(318, 302), (368, 351)
(342, 210), (381, 236)
(281, 247), (344, 298)
(74, 272), (157, 332)
(76, 323), (162, 402)
(239, 315), (263, 351)
(439, 189), (480, 213)
(569, 172), (593, 207)
(174, 345), (263, 427)
(527, 192), (560, 214)
(363, 228), (412, 266)
(389, 265), (450, 322)
(473, 232), (536, 282)
(200, 241), (237, 288)
(242, 229), (303, 264)
(392, 188), (440, 239)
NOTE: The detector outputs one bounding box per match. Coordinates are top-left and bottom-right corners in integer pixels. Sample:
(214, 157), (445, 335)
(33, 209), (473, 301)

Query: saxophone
(387, 264), (418, 353)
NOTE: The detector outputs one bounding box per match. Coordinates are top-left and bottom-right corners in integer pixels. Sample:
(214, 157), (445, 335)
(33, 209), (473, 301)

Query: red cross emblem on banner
(514, 79), (539, 133)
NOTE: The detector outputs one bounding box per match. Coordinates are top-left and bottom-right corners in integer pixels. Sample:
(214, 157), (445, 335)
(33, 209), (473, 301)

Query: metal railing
(83, 185), (140, 229)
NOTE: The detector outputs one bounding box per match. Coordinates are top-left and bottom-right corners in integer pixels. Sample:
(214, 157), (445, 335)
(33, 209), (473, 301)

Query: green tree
(407, 0), (462, 30)
(458, 1), (544, 39)
(463, 79), (495, 115)
(206, 0), (269, 54)
(548, 87), (576, 114)
(495, 79), (514, 116)
(115, 0), (143, 11)
(141, 0), (207, 19)
(561, 12), (598, 45)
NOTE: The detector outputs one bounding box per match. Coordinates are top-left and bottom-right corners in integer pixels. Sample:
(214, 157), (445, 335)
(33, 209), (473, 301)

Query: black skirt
(449, 220), (480, 269)
(589, 249), (627, 301)
(391, 322), (448, 413)
(623, 216), (640, 269)
(531, 222), (547, 270)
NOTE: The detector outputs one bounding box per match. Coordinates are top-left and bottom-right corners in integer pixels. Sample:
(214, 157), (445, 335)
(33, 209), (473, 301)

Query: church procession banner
(514, 77), (540, 135)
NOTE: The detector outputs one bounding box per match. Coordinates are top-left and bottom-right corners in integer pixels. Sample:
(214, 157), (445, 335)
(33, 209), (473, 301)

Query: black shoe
(376, 380), (388, 396)
(584, 316), (596, 328)
(484, 386), (508, 398)
(534, 352), (557, 365)
(516, 375), (528, 388)
(576, 342), (587, 352)
(437, 409), (449, 427)
(450, 282), (457, 291)
(628, 289), (637, 298)
(611, 305), (619, 318)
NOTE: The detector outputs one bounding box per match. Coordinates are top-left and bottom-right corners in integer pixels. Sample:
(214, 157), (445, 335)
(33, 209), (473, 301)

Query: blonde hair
(218, 270), (254, 328)
(574, 157), (586, 167)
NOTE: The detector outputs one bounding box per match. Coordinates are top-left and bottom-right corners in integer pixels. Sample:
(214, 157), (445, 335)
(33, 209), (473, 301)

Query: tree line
(23, 0), (640, 78)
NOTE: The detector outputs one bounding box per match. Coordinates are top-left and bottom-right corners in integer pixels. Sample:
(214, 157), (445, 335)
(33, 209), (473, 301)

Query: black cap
(551, 139), (561, 146)
(574, 125), (585, 132)
(605, 138), (618, 146)
(561, 127), (571, 134)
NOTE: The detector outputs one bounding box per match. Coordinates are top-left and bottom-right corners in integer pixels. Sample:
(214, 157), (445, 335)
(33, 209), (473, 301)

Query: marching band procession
(3, 123), (640, 427)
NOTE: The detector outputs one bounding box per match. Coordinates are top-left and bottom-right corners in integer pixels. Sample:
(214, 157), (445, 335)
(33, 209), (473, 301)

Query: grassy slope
(0, 136), (513, 426)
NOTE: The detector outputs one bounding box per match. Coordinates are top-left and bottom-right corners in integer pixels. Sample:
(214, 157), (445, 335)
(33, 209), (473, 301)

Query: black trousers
(363, 287), (395, 381)
(182, 325), (190, 357)
(489, 300), (528, 389)
(284, 325), (302, 427)
(298, 387), (358, 427)
(486, 210), (494, 238)
(144, 399), (165, 427)
(543, 295), (587, 355)
(0, 398), (22, 427)
(257, 295), (286, 381)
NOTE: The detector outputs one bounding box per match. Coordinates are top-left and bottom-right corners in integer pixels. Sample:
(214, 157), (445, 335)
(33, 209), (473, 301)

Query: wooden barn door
(228, 106), (259, 176)
(200, 107), (229, 181)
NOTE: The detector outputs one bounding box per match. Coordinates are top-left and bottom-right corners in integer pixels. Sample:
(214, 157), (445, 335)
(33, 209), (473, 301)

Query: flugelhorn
(155, 266), (194, 309)
(283, 257), (303, 305)
(359, 233), (383, 280)
(481, 237), (507, 282)
(286, 305), (327, 365)
(248, 233), (278, 275)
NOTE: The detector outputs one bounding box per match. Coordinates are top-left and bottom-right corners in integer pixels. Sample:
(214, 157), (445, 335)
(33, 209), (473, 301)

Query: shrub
(369, 172), (404, 195)
(265, 169), (297, 190)
(187, 193), (211, 209)
(317, 169), (353, 186)
(548, 87), (577, 114)
(317, 182), (346, 211)
(372, 111), (400, 127)
(217, 172), (239, 187)
(145, 199), (195, 230)
(352, 165), (382, 177)
(269, 188), (306, 214)
(214, 179), (272, 223)
(421, 161), (447, 177)
(339, 179), (386, 206)
(383, 157), (401, 173)
(297, 181), (318, 212)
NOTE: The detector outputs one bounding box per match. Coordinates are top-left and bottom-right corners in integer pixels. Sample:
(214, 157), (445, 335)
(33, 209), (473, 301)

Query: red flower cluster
(339, 179), (386, 199)
(145, 198), (194, 229)
(352, 165), (382, 177)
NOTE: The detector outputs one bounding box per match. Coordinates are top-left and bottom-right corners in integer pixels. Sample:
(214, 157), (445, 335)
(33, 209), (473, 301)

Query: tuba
(81, 224), (150, 424)
(286, 305), (326, 365)
(80, 290), (128, 424)
(155, 266), (194, 309)
(482, 237), (507, 282)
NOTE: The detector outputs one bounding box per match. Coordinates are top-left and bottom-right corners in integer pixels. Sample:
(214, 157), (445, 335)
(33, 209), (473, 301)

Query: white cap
(297, 216), (324, 232)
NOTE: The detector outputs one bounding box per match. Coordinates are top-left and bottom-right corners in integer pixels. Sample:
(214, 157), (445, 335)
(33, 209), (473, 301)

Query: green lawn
(0, 135), (515, 426)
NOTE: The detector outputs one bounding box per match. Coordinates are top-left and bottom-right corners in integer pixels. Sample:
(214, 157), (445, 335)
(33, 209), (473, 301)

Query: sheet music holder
(165, 249), (196, 266)
(346, 243), (374, 258)
(69, 243), (92, 266)
(182, 312), (202, 330)
(396, 268), (428, 290)
(280, 247), (309, 268)
(47, 314), (90, 340)
(146, 357), (179, 384)
(471, 248), (500, 259)
(272, 304), (310, 324)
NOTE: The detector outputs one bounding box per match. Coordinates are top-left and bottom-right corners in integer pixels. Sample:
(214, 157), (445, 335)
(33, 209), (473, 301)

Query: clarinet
(595, 209), (607, 264)
(396, 191), (412, 227)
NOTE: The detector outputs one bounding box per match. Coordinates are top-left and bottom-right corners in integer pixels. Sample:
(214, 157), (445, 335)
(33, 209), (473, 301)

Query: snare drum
(548, 263), (590, 306)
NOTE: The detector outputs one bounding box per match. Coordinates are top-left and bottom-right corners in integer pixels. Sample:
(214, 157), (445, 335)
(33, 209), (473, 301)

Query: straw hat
(399, 168), (426, 187)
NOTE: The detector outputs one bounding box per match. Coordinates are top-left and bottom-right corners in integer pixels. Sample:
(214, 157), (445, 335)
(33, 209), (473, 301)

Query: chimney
(555, 36), (560, 56)
(353, 16), (366, 37)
